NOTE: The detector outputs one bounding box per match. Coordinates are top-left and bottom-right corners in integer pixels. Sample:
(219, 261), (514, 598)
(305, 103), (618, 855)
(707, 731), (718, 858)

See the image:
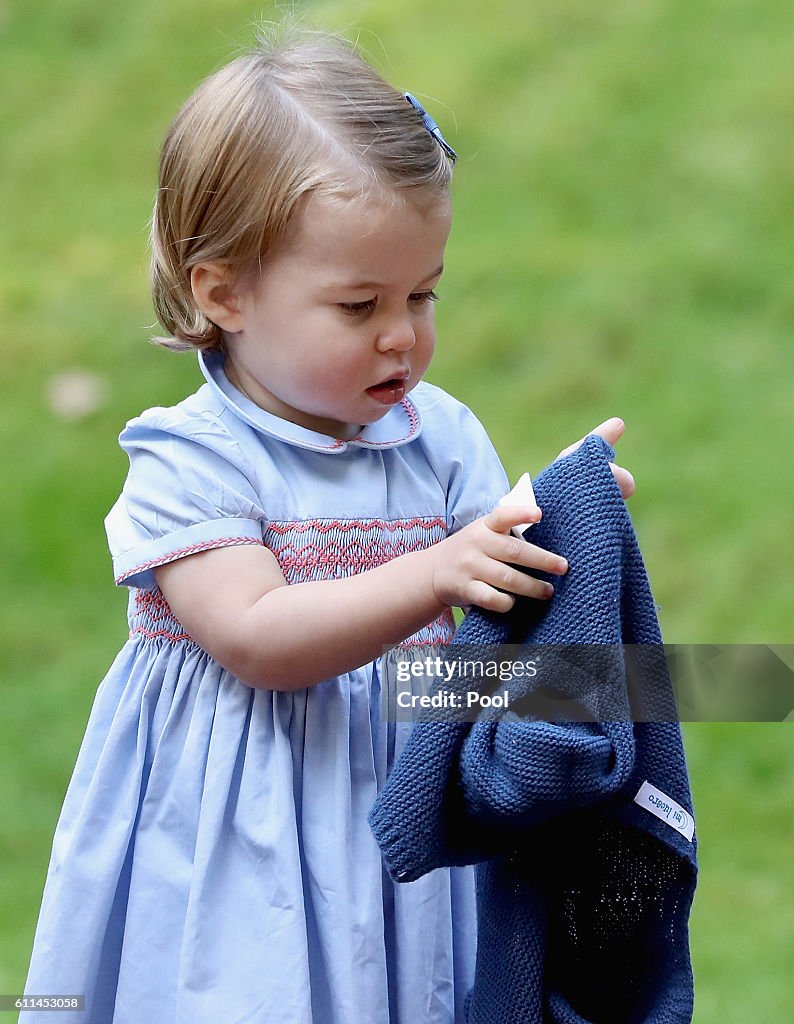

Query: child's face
(223, 190), (451, 439)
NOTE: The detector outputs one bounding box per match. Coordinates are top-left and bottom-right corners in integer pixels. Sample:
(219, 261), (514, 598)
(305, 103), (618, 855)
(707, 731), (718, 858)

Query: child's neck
(224, 358), (363, 440)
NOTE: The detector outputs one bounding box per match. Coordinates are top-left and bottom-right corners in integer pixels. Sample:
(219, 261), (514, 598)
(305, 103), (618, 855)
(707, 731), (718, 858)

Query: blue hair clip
(405, 92), (457, 164)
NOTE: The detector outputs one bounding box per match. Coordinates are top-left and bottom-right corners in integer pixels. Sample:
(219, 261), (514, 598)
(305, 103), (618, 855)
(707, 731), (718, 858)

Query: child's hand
(557, 417), (636, 499)
(430, 505), (569, 613)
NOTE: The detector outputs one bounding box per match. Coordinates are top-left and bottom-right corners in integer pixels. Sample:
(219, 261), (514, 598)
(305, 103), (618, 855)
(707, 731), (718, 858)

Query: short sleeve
(432, 396), (509, 534)
(105, 407), (266, 590)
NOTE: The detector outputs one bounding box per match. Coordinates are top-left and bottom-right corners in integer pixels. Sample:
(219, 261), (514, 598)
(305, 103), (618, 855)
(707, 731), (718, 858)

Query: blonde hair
(150, 28), (455, 351)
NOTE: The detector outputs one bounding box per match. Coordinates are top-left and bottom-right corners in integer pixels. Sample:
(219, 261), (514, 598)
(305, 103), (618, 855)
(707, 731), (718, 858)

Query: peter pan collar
(198, 350), (423, 454)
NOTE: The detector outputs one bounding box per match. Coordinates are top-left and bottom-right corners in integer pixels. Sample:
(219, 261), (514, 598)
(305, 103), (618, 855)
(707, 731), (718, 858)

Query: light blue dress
(22, 352), (508, 1024)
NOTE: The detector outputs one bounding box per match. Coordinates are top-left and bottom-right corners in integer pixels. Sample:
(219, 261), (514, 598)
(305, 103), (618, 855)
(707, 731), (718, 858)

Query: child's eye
(339, 298), (377, 316)
(409, 290), (440, 305)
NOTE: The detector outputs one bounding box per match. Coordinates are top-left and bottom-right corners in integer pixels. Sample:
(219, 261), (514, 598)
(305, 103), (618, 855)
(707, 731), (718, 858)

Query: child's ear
(190, 263), (244, 333)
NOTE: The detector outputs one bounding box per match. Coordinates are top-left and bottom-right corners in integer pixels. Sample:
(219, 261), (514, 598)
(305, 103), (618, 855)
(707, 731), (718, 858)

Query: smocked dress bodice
(22, 352), (508, 1024)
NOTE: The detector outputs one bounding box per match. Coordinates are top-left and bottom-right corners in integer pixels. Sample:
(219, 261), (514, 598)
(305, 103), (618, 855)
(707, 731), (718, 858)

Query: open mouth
(366, 375), (408, 405)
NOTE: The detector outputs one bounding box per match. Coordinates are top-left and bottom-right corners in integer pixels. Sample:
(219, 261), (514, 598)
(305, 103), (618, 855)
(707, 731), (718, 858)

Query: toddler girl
(22, 27), (630, 1024)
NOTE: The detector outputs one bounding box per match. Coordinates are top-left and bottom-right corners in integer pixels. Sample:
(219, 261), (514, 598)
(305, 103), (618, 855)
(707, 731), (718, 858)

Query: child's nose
(376, 316), (416, 352)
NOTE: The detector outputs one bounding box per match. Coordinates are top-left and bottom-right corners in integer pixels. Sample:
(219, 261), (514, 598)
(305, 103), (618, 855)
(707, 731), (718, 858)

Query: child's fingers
(588, 417), (625, 446)
(485, 562), (556, 602)
(557, 416), (625, 459)
(465, 580), (518, 614)
(484, 504), (542, 534)
(483, 531), (568, 578)
(466, 573), (553, 612)
(511, 540), (568, 576)
(467, 552), (557, 606)
(470, 539), (566, 602)
(610, 463), (635, 499)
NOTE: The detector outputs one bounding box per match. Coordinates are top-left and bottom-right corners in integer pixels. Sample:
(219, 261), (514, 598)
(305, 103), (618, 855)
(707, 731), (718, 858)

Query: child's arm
(154, 503), (567, 690)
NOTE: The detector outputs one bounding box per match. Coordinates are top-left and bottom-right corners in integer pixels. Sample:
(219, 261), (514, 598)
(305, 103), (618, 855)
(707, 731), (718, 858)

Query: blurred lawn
(1, 0), (792, 1019)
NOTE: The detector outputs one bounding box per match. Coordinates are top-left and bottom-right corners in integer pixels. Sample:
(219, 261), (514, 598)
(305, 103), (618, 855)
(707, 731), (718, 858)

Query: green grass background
(1, 0), (792, 1018)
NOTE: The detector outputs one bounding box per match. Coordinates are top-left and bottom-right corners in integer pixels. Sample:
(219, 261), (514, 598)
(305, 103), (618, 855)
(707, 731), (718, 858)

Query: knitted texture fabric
(369, 436), (698, 1024)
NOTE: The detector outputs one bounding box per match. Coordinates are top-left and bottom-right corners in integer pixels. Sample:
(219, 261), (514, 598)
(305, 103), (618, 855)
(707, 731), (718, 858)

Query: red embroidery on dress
(130, 626), (193, 643)
(266, 517), (447, 536)
(134, 588), (176, 620)
(116, 535), (263, 584)
(403, 608), (456, 647)
(264, 516), (449, 589)
(273, 542), (416, 577)
(348, 398), (420, 447)
(129, 587), (193, 643)
(127, 516), (453, 649)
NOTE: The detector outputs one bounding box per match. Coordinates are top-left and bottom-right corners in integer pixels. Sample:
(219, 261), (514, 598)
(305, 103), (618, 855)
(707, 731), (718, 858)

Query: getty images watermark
(380, 644), (794, 723)
(392, 651), (538, 712)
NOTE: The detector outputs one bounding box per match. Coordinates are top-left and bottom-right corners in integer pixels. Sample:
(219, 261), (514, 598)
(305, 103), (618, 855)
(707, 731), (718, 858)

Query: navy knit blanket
(369, 435), (698, 1024)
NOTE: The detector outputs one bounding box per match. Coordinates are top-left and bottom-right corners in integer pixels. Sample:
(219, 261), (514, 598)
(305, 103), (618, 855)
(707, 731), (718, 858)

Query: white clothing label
(633, 781), (695, 842)
(498, 473), (539, 538)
